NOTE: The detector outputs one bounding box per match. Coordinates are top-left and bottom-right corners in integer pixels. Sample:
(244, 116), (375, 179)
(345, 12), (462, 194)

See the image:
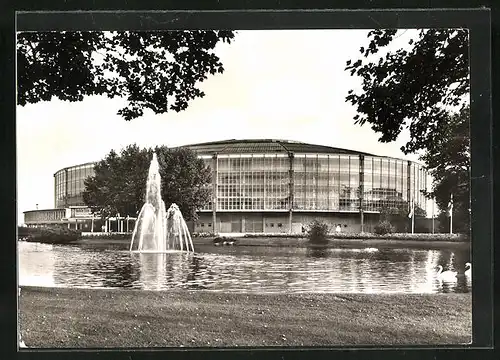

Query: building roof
(181, 139), (377, 156)
(53, 161), (96, 177)
(51, 140), (421, 175)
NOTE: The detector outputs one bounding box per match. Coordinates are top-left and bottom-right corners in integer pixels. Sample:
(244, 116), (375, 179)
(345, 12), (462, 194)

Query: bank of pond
(18, 226), (81, 244)
(18, 226), (469, 249)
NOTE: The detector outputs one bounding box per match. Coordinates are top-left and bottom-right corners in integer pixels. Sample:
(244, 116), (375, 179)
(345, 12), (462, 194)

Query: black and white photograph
(15, 10), (484, 350)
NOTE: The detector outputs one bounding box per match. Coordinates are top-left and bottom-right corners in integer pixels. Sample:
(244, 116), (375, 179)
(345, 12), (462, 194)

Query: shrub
(373, 220), (396, 235)
(81, 232), (132, 240)
(192, 232), (214, 238)
(307, 220), (329, 245)
(19, 226), (82, 244)
(213, 236), (237, 245)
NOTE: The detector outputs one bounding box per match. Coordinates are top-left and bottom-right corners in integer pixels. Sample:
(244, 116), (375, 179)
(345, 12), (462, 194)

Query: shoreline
(71, 236), (470, 250)
(19, 286), (472, 348)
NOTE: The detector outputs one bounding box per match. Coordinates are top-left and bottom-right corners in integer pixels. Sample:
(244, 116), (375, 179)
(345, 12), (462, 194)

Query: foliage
(83, 144), (149, 219)
(213, 236), (237, 245)
(155, 146), (212, 221)
(17, 30), (235, 120)
(373, 220), (396, 235)
(192, 232), (214, 238)
(243, 231), (466, 241)
(307, 220), (330, 245)
(243, 233), (305, 239)
(18, 226), (81, 244)
(379, 205), (403, 222)
(378, 203), (425, 233)
(82, 144), (212, 221)
(81, 233), (132, 240)
(420, 107), (470, 235)
(345, 29), (469, 155)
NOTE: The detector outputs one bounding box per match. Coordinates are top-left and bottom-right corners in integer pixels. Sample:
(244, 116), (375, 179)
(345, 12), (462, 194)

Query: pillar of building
(288, 152), (294, 234)
(359, 154), (365, 233)
(407, 160), (412, 231)
(212, 154), (218, 235)
(91, 217), (94, 233)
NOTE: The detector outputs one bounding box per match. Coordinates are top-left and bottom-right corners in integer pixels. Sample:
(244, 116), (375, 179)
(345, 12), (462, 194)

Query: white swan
(436, 265), (458, 282)
(465, 262), (472, 278)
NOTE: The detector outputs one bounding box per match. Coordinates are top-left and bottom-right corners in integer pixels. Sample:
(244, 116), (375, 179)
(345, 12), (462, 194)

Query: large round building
(23, 139), (428, 234)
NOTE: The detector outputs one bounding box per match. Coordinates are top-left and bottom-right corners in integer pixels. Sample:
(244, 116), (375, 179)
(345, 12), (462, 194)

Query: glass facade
(54, 163), (95, 208)
(200, 153), (427, 214)
(48, 146), (427, 219)
(215, 154), (290, 211)
(363, 157), (408, 212)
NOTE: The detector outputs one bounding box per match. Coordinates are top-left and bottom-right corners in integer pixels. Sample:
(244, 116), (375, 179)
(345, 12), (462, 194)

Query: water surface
(18, 241), (471, 294)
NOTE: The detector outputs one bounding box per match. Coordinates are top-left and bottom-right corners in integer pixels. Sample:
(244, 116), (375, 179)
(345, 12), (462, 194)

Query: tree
(345, 29), (470, 235)
(420, 107), (470, 234)
(378, 202), (425, 233)
(17, 30), (235, 120)
(345, 29), (469, 154)
(155, 146), (212, 221)
(82, 144), (212, 221)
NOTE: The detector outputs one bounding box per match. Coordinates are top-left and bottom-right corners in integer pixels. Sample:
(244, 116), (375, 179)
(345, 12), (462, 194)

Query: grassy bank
(242, 232), (468, 242)
(74, 235), (470, 250)
(19, 286), (471, 348)
(18, 226), (81, 244)
(192, 237), (469, 250)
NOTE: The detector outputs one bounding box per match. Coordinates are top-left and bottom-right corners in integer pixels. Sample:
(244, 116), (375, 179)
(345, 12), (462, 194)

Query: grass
(191, 236), (469, 251)
(242, 232), (468, 242)
(19, 286), (471, 348)
(71, 236), (469, 251)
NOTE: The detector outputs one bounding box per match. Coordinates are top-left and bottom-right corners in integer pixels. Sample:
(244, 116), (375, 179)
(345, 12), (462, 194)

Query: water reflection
(18, 242), (471, 294)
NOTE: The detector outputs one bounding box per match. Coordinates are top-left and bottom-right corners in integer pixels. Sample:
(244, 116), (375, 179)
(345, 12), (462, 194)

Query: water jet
(129, 153), (194, 252)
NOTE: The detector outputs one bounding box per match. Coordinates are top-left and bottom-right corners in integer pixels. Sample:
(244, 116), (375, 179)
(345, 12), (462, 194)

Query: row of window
(51, 155), (426, 213)
(24, 209), (66, 222)
(203, 155), (427, 212)
(54, 165), (95, 208)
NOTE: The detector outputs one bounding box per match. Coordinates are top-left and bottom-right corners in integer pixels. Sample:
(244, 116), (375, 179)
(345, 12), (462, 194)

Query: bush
(81, 232), (132, 240)
(243, 233), (304, 238)
(19, 226), (82, 244)
(192, 232), (214, 238)
(213, 236), (237, 245)
(307, 220), (330, 245)
(373, 220), (396, 235)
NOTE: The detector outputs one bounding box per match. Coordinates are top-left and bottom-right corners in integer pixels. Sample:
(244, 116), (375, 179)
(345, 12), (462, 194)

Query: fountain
(129, 153), (194, 252)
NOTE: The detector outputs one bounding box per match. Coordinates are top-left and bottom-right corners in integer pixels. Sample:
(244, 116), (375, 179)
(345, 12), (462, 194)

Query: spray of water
(129, 153), (194, 252)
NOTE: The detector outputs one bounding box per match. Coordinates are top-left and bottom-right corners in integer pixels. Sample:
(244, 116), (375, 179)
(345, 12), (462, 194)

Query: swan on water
(465, 262), (472, 278)
(436, 265), (458, 282)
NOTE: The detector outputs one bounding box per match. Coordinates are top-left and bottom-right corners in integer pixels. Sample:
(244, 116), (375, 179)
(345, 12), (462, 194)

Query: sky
(16, 29), (437, 224)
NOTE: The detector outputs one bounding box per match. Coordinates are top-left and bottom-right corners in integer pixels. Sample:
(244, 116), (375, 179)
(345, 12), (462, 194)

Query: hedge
(18, 226), (81, 244)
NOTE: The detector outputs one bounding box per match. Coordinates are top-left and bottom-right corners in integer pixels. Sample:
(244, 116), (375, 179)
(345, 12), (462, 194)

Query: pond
(18, 241), (471, 294)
